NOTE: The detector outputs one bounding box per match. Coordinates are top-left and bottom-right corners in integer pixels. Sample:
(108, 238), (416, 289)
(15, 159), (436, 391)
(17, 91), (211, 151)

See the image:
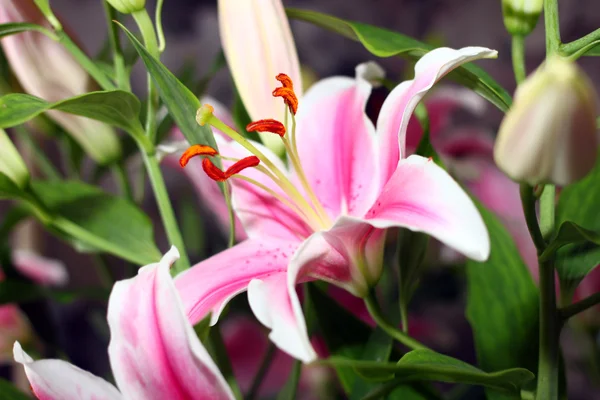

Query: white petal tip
(356, 61), (386, 87)
(13, 341), (32, 364)
(162, 246), (180, 265)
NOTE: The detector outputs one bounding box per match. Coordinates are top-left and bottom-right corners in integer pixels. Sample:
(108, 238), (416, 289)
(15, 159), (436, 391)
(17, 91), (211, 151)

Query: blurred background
(1, 0), (600, 398)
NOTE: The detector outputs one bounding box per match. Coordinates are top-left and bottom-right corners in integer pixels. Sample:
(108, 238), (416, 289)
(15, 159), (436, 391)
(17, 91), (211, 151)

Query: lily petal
(219, 0), (302, 152)
(107, 246), (234, 400)
(365, 155), (490, 261)
(13, 341), (122, 400)
(295, 62), (383, 218)
(376, 47), (497, 184)
(175, 238), (299, 326)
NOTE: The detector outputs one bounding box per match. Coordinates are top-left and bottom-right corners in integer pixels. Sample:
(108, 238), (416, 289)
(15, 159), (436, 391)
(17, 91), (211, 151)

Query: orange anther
(180, 145), (219, 168)
(202, 156), (260, 182)
(276, 73), (294, 89)
(246, 119), (286, 137)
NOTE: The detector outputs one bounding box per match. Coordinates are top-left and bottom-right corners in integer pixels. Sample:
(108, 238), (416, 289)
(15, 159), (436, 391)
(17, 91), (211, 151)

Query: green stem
(16, 127), (61, 180)
(57, 31), (115, 91)
(364, 292), (429, 351)
(207, 326), (243, 400)
(561, 28), (600, 57)
(511, 35), (527, 84)
(560, 291), (600, 320)
(93, 254), (113, 288)
(112, 164), (134, 201)
(519, 184), (546, 251)
(246, 342), (276, 400)
(132, 9), (160, 144)
(103, 2), (130, 91)
(543, 0), (562, 57)
(141, 151), (190, 273)
(223, 182), (236, 248)
(536, 184), (558, 400)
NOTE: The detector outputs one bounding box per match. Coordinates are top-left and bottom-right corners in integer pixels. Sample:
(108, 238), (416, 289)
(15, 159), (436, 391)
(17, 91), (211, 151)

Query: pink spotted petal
(107, 247), (234, 400)
(295, 62), (383, 218)
(12, 250), (68, 286)
(175, 238), (300, 326)
(365, 155), (490, 261)
(377, 47), (497, 185)
(13, 341), (122, 400)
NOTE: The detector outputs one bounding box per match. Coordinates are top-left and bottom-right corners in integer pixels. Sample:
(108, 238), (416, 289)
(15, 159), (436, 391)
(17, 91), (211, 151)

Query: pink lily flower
(405, 87), (538, 271)
(176, 47), (494, 362)
(13, 247), (234, 400)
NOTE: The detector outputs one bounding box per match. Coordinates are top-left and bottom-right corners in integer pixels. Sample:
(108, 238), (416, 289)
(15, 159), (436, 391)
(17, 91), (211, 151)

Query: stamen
(276, 73), (294, 89)
(246, 119), (286, 137)
(202, 156), (260, 182)
(272, 87), (298, 115)
(179, 144), (219, 167)
(196, 104), (215, 126)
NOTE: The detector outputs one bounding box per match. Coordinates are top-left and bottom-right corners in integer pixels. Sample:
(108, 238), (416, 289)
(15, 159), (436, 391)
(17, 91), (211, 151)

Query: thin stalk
(223, 182), (236, 248)
(93, 254), (113, 288)
(519, 184), (546, 251)
(57, 31), (115, 91)
(560, 291), (600, 320)
(112, 164), (134, 201)
(141, 152), (190, 273)
(132, 9), (160, 144)
(364, 292), (429, 351)
(511, 35), (527, 84)
(16, 127), (61, 180)
(561, 28), (600, 57)
(539, 185), (556, 239)
(246, 342), (276, 400)
(102, 2), (130, 91)
(208, 326), (243, 399)
(543, 0), (561, 57)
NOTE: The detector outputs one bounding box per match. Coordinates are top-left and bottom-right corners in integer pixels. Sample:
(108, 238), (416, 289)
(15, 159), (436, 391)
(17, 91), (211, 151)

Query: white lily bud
(494, 57), (598, 186)
(0, 129), (29, 189)
(502, 0), (543, 36)
(0, 0), (121, 165)
(106, 0), (146, 14)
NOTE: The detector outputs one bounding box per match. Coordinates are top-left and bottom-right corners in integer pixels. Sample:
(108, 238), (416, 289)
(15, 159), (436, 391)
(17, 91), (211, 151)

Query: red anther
(276, 73), (294, 89)
(225, 156), (260, 177)
(272, 87), (298, 115)
(179, 145), (218, 167)
(246, 119), (286, 137)
(202, 158), (227, 181)
(201, 156), (260, 182)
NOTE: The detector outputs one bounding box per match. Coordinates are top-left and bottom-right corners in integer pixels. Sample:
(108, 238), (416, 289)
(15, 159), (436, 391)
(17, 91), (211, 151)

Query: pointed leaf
(286, 8), (511, 112)
(0, 172), (25, 199)
(466, 203), (539, 399)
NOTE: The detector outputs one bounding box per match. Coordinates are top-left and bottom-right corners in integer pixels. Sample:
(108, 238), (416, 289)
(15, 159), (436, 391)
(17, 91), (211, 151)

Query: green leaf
(0, 378), (32, 400)
(320, 350), (534, 395)
(466, 204), (539, 399)
(0, 22), (56, 40)
(541, 221), (600, 263)
(276, 360), (302, 400)
(0, 91), (144, 136)
(117, 23), (220, 163)
(31, 180), (161, 265)
(554, 156), (600, 282)
(286, 8), (511, 112)
(306, 283), (372, 393)
(350, 327), (395, 399)
(0, 172), (25, 200)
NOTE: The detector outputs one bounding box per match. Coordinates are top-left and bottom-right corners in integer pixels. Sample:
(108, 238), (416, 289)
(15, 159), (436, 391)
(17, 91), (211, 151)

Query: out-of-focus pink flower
(406, 86), (538, 271)
(176, 47), (493, 363)
(12, 249), (68, 286)
(13, 247), (234, 400)
(0, 0), (121, 165)
(0, 270), (32, 364)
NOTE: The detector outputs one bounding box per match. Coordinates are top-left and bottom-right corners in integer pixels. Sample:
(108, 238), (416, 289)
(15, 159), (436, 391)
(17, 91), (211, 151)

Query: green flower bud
(494, 57), (598, 186)
(0, 129), (29, 189)
(106, 0), (146, 14)
(502, 0), (543, 36)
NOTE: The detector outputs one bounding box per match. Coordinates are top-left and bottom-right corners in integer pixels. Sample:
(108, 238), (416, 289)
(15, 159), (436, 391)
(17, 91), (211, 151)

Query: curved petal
(295, 62), (383, 218)
(365, 155), (490, 261)
(175, 238), (300, 326)
(107, 247), (234, 400)
(13, 341), (122, 400)
(219, 0), (301, 153)
(376, 47), (497, 185)
(12, 250), (68, 286)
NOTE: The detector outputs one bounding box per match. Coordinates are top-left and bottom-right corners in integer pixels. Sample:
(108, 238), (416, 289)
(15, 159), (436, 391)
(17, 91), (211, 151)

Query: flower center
(179, 74), (331, 232)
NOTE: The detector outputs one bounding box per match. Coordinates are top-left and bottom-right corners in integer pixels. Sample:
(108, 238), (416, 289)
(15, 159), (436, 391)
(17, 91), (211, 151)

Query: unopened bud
(502, 0), (543, 36)
(106, 0), (146, 14)
(0, 129), (29, 189)
(494, 57), (598, 186)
